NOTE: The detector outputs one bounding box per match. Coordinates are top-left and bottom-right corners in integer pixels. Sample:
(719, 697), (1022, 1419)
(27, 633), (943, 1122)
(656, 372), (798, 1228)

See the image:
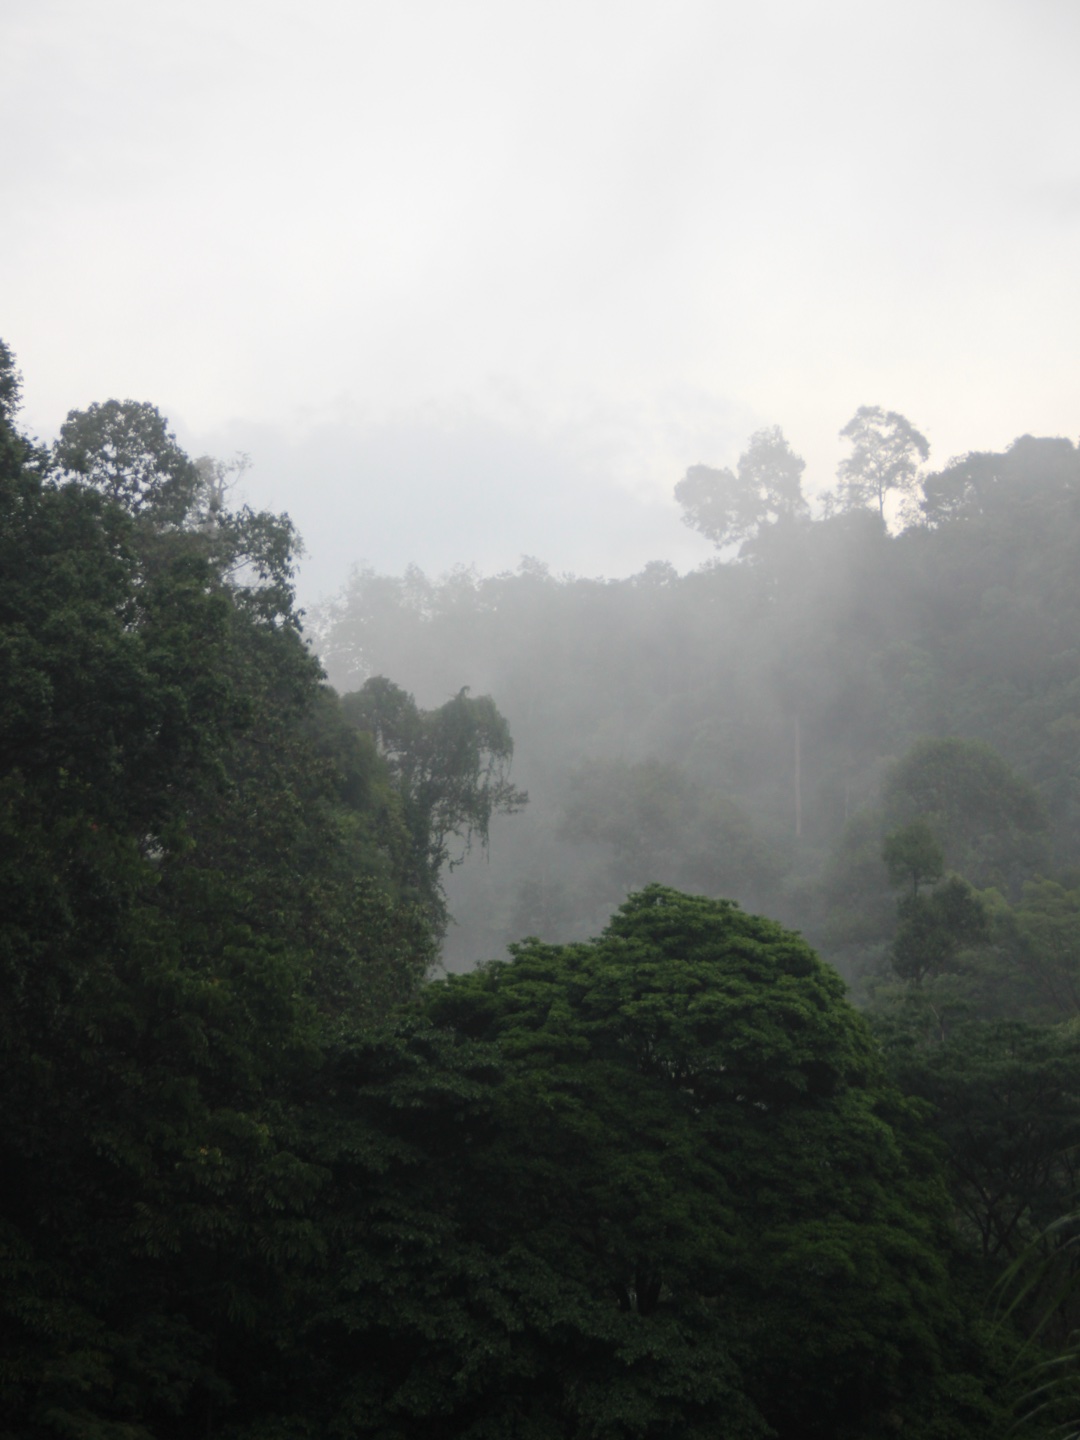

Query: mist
(7, 3), (1080, 1433)
(6, 0), (1080, 608)
(181, 396), (721, 605)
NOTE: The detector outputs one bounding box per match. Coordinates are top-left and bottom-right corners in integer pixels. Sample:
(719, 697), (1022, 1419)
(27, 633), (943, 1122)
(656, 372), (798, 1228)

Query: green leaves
(892, 877), (990, 985)
(882, 1019), (1080, 1265)
(884, 819), (946, 897)
(53, 400), (201, 525)
(883, 737), (1048, 894)
(0, 351), (439, 1438)
(414, 886), (968, 1439)
(343, 677), (527, 931)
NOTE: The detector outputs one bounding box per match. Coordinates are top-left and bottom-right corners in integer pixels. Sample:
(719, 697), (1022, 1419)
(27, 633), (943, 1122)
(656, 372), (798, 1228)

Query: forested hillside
(5, 341), (1080, 1437)
(316, 422), (1080, 1010)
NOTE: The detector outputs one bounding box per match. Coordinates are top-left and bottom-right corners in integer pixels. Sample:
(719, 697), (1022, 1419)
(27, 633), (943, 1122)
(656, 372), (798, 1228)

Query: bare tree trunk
(794, 712), (802, 839)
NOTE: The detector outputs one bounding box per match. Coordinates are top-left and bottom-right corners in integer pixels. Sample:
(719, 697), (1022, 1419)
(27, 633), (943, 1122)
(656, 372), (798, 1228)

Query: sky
(5, 0), (1080, 605)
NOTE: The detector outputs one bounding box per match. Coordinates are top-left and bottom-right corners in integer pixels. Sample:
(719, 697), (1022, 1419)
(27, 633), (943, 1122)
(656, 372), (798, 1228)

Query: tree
(880, 1016), (1080, 1267)
(890, 875), (991, 984)
(675, 425), (807, 551)
(0, 338), (19, 424)
(53, 398), (202, 524)
(0, 340), (45, 487)
(0, 346), (439, 1437)
(342, 677), (527, 931)
(54, 401), (303, 611)
(884, 819), (946, 900)
(406, 886), (1006, 1440)
(883, 737), (1048, 894)
(835, 405), (929, 523)
(990, 878), (1080, 1022)
(921, 436), (1080, 527)
(881, 820), (990, 984)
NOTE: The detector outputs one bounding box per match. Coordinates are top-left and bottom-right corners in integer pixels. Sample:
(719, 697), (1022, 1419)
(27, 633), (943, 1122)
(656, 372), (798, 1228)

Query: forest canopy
(4, 338), (1080, 1436)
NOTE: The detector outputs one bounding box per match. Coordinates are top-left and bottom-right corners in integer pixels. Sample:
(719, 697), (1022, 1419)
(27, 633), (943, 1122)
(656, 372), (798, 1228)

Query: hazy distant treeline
(315, 426), (1080, 994)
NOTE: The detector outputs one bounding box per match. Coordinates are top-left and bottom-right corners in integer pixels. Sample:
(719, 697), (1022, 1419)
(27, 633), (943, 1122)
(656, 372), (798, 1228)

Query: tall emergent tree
(53, 397), (202, 521)
(675, 424), (808, 551)
(835, 405), (929, 522)
(342, 675), (527, 932)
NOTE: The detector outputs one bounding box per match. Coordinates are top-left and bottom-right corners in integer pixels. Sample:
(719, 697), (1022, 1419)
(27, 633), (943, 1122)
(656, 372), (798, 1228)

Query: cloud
(189, 393), (725, 603)
(6, 0), (1080, 597)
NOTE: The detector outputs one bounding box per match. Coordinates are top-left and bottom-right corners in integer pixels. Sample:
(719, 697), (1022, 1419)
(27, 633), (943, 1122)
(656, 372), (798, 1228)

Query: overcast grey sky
(5, 0), (1080, 602)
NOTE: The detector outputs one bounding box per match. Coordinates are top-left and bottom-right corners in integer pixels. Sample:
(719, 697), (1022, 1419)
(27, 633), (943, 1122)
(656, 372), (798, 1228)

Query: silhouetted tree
(675, 425), (807, 551)
(834, 405), (929, 522)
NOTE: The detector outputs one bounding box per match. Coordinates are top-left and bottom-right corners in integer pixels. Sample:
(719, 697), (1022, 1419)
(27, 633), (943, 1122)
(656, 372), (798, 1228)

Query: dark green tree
(890, 875), (991, 984)
(343, 676), (527, 931)
(55, 399), (304, 613)
(884, 818), (946, 899)
(987, 878), (1080, 1022)
(402, 886), (1006, 1440)
(881, 819), (989, 985)
(0, 348), (436, 1437)
(884, 737), (1048, 894)
(880, 1016), (1080, 1267)
(0, 339), (36, 483)
(53, 398), (202, 524)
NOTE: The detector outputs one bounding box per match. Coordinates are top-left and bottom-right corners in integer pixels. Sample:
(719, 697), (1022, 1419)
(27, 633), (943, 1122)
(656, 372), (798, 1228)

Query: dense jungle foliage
(4, 343), (1080, 1436)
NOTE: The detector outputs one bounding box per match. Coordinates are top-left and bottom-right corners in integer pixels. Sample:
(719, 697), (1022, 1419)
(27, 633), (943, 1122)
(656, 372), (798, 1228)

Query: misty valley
(8, 343), (1080, 1438)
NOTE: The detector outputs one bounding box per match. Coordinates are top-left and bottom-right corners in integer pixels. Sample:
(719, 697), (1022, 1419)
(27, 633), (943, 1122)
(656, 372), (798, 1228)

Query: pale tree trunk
(794, 712), (802, 839)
